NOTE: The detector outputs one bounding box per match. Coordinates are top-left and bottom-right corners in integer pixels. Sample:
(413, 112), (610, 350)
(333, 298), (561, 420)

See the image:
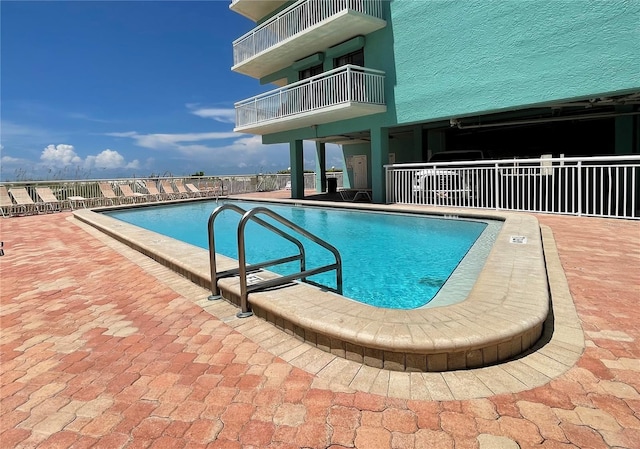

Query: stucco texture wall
(390, 0), (640, 125)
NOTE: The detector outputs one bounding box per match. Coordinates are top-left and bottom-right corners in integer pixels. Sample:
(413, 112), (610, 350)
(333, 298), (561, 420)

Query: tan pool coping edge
(72, 200), (584, 397)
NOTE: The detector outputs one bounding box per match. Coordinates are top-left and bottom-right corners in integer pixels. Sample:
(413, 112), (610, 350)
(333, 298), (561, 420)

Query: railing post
(253, 97), (258, 124)
(494, 163), (500, 210)
(577, 160), (582, 216)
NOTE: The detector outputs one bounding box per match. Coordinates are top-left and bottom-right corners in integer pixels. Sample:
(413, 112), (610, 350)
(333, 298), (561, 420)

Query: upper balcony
(234, 65), (386, 135)
(229, 0), (289, 22)
(232, 0), (386, 79)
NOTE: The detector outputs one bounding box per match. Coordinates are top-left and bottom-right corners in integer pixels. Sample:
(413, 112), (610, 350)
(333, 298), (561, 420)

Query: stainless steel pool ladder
(208, 204), (343, 318)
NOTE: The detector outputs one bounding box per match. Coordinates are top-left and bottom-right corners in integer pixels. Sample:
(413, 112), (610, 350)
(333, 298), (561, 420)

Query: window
(299, 64), (323, 80)
(334, 49), (364, 68)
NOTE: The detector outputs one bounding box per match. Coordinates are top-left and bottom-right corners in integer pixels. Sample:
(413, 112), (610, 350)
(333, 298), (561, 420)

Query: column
(315, 142), (326, 193)
(615, 107), (634, 155)
(370, 127), (389, 204)
(289, 140), (305, 199)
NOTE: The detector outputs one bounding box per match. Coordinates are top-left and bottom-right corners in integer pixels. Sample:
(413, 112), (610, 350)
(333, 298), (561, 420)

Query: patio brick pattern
(1, 209), (639, 448)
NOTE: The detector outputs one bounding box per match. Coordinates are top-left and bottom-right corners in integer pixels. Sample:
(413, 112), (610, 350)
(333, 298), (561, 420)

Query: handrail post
(207, 207), (224, 300)
(234, 206), (343, 318)
(236, 216), (253, 318)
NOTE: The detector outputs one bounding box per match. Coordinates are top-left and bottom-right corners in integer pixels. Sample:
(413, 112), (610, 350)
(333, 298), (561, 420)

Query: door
(352, 155), (368, 189)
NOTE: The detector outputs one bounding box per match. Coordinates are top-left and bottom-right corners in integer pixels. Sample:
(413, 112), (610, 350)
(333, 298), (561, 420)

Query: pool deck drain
(73, 199), (577, 377)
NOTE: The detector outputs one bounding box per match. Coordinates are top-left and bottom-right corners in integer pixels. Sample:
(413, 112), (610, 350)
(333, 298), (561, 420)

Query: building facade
(230, 0), (640, 202)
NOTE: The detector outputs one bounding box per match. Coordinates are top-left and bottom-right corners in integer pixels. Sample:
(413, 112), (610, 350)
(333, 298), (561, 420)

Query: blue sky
(1, 0), (342, 181)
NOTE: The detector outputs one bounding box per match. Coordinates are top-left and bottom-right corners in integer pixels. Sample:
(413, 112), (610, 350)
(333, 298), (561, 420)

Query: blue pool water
(105, 200), (489, 309)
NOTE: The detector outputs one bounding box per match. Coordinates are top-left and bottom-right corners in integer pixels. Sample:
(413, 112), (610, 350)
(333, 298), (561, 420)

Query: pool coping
(73, 198), (578, 373)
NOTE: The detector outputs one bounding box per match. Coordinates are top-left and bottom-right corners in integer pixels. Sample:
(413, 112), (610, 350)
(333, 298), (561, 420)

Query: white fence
(235, 65), (385, 128)
(1, 173), (341, 214)
(233, 0), (384, 65)
(385, 155), (640, 219)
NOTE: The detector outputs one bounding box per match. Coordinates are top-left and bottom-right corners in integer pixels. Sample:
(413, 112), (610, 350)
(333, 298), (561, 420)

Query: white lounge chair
(8, 187), (39, 215)
(98, 182), (119, 206)
(173, 180), (191, 199)
(142, 181), (163, 201)
(160, 180), (179, 200)
(118, 184), (147, 204)
(0, 186), (21, 217)
(185, 183), (203, 197)
(36, 187), (69, 212)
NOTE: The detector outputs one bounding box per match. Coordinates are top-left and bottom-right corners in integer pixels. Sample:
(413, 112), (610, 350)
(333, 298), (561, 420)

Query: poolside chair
(199, 179), (227, 198)
(36, 187), (69, 213)
(8, 187), (39, 215)
(98, 182), (119, 206)
(185, 183), (203, 197)
(118, 184), (147, 204)
(0, 186), (22, 217)
(142, 180), (163, 201)
(160, 180), (179, 200)
(173, 180), (192, 199)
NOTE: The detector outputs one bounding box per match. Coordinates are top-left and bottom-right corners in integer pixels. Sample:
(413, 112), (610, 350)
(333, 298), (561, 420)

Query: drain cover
(510, 236), (528, 244)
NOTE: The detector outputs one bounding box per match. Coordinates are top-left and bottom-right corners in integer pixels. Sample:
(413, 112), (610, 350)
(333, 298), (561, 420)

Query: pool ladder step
(207, 204), (343, 318)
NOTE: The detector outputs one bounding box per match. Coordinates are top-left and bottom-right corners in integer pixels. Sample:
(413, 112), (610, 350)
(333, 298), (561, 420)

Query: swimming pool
(105, 200), (496, 309)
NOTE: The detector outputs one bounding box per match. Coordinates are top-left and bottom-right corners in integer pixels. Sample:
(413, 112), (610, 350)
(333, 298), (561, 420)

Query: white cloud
(40, 144), (83, 167)
(105, 128), (344, 175)
(85, 149), (140, 170)
(187, 105), (236, 124)
(39, 144), (138, 171)
(1, 155), (23, 164)
(107, 131), (238, 151)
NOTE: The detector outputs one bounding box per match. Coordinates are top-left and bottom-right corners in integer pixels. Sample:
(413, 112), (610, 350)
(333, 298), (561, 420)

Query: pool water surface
(106, 200), (493, 309)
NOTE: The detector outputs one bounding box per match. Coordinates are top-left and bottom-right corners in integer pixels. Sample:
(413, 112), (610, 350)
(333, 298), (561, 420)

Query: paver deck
(1, 197), (639, 448)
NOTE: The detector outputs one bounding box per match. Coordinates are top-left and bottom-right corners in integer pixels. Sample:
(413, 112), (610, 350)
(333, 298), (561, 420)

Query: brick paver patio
(1, 205), (639, 448)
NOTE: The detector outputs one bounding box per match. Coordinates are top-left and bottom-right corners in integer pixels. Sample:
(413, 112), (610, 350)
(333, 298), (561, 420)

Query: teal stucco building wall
(255, 0), (640, 201)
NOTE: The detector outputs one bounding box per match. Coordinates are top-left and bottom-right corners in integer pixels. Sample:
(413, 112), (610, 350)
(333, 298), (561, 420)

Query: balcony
(234, 65), (386, 135)
(232, 0), (386, 79)
(229, 0), (289, 22)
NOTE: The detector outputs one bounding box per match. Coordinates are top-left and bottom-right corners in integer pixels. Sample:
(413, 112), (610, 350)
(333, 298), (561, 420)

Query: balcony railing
(229, 0), (289, 22)
(385, 155), (640, 219)
(235, 65), (385, 133)
(232, 0), (385, 77)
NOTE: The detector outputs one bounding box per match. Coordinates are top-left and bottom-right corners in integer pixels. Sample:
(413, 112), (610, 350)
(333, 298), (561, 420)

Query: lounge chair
(36, 187), (69, 213)
(8, 187), (39, 215)
(338, 188), (372, 202)
(0, 186), (22, 217)
(98, 182), (119, 206)
(118, 184), (147, 204)
(173, 180), (191, 199)
(199, 179), (228, 197)
(160, 180), (179, 200)
(142, 181), (163, 201)
(185, 183), (203, 197)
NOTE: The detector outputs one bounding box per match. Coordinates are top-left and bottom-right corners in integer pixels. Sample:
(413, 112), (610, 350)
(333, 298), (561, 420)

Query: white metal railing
(235, 65), (385, 128)
(385, 155), (640, 219)
(0, 173), (343, 215)
(233, 0), (384, 65)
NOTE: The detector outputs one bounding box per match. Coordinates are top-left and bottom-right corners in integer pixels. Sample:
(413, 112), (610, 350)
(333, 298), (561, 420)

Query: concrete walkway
(1, 207), (639, 448)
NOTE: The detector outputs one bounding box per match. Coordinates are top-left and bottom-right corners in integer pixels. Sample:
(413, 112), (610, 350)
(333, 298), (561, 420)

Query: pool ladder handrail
(208, 204), (343, 318)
